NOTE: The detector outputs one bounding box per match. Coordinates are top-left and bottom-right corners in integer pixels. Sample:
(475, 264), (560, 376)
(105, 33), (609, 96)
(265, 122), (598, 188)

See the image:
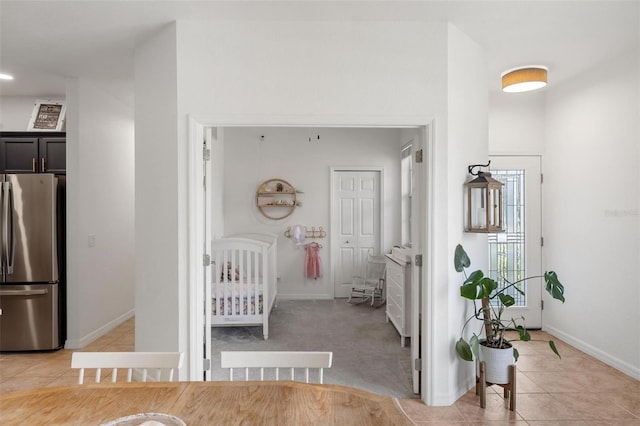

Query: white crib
(209, 233), (277, 340)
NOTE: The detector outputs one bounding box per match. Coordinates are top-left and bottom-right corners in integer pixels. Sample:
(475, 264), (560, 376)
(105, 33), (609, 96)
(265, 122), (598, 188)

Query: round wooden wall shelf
(255, 178), (298, 220)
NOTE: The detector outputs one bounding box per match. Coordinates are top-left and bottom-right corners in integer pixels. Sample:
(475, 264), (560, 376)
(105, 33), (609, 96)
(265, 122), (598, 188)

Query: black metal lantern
(465, 163), (504, 233)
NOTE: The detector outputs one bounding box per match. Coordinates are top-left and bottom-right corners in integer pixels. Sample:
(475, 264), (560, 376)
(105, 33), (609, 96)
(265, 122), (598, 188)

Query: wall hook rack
(284, 226), (327, 239)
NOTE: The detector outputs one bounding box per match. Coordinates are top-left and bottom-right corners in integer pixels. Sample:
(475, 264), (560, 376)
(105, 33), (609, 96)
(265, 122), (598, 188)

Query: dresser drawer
(386, 279), (404, 308)
(386, 297), (403, 327)
(386, 261), (403, 284)
(384, 254), (411, 346)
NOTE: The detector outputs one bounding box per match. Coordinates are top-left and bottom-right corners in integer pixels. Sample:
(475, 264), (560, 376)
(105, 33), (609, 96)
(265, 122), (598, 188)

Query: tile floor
(1, 320), (639, 425)
(399, 332), (640, 425)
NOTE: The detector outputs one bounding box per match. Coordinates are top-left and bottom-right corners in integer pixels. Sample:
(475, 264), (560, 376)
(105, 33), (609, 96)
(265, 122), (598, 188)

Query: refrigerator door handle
(6, 182), (14, 275)
(0, 181), (6, 276)
(0, 288), (49, 296)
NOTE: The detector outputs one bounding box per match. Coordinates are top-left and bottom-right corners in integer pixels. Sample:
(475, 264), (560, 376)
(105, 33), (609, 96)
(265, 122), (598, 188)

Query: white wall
(222, 127), (401, 299)
(134, 19), (488, 404)
(489, 91), (545, 155)
(543, 48), (640, 379)
(134, 23), (181, 356)
(175, 21), (446, 117)
(443, 24), (489, 403)
(64, 77), (135, 347)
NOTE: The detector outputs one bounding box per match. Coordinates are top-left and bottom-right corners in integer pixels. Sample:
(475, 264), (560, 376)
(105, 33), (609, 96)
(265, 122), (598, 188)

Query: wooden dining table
(0, 380), (415, 425)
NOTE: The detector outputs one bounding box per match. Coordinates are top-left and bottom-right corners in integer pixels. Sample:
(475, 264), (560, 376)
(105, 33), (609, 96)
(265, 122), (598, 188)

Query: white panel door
(332, 170), (381, 298)
(488, 156), (542, 327)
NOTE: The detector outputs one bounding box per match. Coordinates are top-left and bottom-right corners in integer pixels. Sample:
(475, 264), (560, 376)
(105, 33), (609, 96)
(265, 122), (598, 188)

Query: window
(401, 144), (413, 247)
(488, 169), (526, 306)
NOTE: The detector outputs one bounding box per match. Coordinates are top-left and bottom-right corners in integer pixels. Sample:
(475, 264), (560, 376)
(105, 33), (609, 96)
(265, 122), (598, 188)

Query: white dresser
(385, 254), (411, 347)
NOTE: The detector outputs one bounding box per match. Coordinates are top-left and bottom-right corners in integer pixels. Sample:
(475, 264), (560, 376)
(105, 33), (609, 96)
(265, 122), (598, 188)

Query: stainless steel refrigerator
(0, 173), (64, 351)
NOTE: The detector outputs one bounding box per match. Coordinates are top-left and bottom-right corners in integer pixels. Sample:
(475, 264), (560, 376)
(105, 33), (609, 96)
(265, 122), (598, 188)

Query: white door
(331, 170), (381, 298)
(203, 129), (214, 381)
(400, 136), (424, 395)
(488, 156), (542, 327)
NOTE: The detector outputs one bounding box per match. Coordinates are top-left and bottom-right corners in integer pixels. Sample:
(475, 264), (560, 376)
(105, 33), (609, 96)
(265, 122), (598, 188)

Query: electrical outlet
(88, 235), (96, 248)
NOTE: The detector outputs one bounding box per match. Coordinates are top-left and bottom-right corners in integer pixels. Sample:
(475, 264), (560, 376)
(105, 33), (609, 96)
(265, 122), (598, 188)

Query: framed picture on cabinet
(27, 99), (66, 131)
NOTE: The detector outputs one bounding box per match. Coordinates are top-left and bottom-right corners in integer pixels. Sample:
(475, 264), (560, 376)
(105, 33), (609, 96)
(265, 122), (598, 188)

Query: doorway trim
(329, 166), (384, 299)
(187, 114), (436, 404)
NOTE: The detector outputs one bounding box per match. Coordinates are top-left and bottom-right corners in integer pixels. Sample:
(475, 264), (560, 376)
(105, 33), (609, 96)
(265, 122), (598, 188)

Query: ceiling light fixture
(0, 73), (14, 80)
(501, 66), (548, 93)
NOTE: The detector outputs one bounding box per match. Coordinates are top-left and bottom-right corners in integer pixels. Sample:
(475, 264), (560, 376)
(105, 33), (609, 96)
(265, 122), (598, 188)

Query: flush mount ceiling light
(0, 73), (14, 80)
(501, 66), (548, 93)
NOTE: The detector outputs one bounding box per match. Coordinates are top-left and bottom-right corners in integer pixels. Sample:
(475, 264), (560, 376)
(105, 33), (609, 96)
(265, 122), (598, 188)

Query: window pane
(488, 170), (526, 306)
(401, 145), (412, 246)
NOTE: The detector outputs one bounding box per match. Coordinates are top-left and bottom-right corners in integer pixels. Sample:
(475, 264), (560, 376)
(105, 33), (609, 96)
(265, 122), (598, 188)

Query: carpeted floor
(209, 299), (414, 398)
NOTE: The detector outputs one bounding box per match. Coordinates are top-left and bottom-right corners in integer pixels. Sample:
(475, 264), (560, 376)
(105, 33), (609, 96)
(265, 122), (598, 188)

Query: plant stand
(476, 361), (516, 411)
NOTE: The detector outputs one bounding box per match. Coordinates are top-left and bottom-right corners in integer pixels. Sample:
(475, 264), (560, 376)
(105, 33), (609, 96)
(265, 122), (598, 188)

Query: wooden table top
(0, 380), (414, 425)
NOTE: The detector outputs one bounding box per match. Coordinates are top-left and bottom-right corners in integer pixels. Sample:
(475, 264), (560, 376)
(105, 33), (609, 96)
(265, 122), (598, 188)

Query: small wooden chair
(71, 352), (184, 384)
(348, 255), (387, 307)
(220, 351), (333, 384)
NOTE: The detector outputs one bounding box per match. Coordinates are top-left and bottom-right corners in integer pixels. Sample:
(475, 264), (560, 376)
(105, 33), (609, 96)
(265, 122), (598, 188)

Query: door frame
(187, 115), (435, 405)
(329, 167), (384, 299)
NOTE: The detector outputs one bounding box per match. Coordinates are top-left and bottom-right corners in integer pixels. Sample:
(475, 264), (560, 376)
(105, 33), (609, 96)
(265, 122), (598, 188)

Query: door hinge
(203, 358), (211, 371)
(203, 254), (211, 266)
(414, 358), (422, 371)
(414, 254), (423, 267)
(541, 237), (544, 247)
(541, 300), (544, 311)
(415, 149), (423, 163)
(203, 147), (211, 162)
(541, 173), (544, 184)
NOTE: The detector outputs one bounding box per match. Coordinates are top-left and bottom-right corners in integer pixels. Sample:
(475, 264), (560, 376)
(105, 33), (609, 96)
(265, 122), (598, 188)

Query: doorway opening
(188, 118), (433, 402)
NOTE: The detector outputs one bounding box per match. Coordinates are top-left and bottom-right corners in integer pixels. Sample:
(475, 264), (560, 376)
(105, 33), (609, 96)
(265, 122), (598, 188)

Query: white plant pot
(478, 342), (515, 384)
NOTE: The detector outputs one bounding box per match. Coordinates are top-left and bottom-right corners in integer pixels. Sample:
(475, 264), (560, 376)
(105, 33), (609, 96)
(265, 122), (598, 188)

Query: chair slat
(71, 352), (184, 385)
(220, 351), (332, 384)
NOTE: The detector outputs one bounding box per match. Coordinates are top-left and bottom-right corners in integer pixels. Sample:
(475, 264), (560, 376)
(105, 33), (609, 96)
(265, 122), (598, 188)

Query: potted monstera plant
(454, 244), (566, 384)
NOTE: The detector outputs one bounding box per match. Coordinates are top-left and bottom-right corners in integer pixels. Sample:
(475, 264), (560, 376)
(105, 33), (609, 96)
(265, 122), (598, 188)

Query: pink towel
(304, 243), (322, 279)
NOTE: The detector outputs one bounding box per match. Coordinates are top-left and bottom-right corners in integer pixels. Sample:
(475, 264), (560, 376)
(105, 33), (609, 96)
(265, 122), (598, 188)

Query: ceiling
(1, 1), (638, 99)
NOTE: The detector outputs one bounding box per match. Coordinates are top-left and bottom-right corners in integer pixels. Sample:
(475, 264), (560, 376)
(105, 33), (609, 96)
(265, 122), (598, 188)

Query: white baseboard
(544, 325), (640, 380)
(65, 309), (135, 349)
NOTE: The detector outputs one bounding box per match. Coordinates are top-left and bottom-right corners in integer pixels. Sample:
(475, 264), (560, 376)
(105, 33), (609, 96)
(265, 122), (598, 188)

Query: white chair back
(220, 351), (333, 384)
(71, 352), (184, 384)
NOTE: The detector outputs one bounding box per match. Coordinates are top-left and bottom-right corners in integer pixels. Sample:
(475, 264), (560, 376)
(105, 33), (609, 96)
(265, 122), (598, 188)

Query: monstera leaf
(544, 271), (565, 303)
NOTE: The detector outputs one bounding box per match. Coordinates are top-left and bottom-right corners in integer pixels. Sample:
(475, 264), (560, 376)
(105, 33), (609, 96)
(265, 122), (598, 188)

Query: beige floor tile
(455, 391), (523, 423)
(0, 357), (42, 378)
(604, 391), (640, 417)
(514, 371), (546, 394)
(103, 344), (135, 352)
(46, 349), (75, 360)
(514, 393), (588, 421)
(398, 397), (467, 423)
(515, 354), (612, 374)
(550, 392), (638, 421)
(527, 421), (640, 426)
(525, 370), (640, 394)
(18, 359), (73, 378)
